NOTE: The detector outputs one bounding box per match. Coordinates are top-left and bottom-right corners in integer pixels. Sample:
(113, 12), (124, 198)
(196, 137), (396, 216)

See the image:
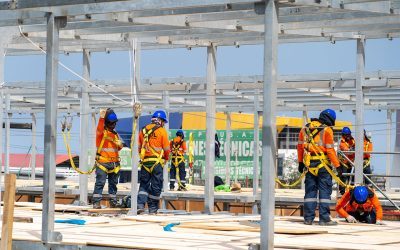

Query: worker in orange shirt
(363, 130), (373, 185)
(137, 110), (170, 214)
(93, 108), (124, 209)
(297, 109), (340, 226)
(336, 185), (383, 224)
(338, 127), (355, 194)
(170, 130), (187, 191)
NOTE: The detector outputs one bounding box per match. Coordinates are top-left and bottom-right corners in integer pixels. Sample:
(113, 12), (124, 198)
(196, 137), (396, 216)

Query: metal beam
(354, 37), (366, 185)
(204, 44), (217, 214)
(162, 90), (170, 210)
(225, 112), (231, 185)
(4, 93), (11, 174)
(386, 109), (392, 189)
(42, 13), (65, 244)
(31, 113), (37, 180)
(79, 48), (90, 206)
(252, 89), (260, 214)
(261, 1), (278, 249)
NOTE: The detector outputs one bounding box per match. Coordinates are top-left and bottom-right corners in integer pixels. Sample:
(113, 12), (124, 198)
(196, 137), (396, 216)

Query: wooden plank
(1, 174), (17, 250)
(87, 208), (130, 214)
(13, 216), (33, 223)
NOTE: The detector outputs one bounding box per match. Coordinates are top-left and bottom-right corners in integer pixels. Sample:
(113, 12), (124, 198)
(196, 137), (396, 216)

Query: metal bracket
(48, 231), (63, 243)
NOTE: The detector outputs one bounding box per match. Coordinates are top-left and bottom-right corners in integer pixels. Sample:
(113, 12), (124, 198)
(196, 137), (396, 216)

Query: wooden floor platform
(6, 203), (400, 249)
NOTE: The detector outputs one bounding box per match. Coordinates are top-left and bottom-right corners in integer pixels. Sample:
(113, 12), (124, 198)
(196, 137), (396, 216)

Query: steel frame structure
(0, 0), (400, 248)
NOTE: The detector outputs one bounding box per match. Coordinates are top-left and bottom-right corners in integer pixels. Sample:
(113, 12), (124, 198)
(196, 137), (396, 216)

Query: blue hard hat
(152, 110), (168, 123)
(320, 109), (336, 121)
(176, 129), (184, 138)
(342, 127), (351, 135)
(353, 186), (368, 204)
(106, 112), (118, 123)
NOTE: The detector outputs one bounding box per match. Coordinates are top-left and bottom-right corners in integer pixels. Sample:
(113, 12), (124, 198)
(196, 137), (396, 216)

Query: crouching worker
(137, 110), (170, 214)
(336, 185), (383, 225)
(92, 108), (124, 209)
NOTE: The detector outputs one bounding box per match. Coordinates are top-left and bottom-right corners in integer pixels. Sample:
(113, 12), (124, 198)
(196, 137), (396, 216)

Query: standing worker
(338, 127), (355, 194)
(363, 130), (373, 185)
(336, 185), (383, 224)
(92, 108), (124, 209)
(137, 110), (170, 214)
(170, 130), (188, 191)
(297, 109), (341, 226)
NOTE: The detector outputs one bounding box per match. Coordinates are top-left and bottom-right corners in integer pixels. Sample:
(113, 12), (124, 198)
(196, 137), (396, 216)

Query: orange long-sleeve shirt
(96, 117), (123, 163)
(170, 137), (187, 157)
(339, 136), (355, 164)
(297, 120), (340, 168)
(336, 189), (383, 221)
(138, 123), (170, 160)
(364, 139), (373, 160)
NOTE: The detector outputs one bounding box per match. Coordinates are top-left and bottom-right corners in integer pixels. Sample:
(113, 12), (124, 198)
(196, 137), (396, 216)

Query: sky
(3, 38), (400, 174)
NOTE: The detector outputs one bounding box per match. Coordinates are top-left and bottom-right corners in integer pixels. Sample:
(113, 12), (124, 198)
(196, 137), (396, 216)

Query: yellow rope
(275, 170), (307, 188)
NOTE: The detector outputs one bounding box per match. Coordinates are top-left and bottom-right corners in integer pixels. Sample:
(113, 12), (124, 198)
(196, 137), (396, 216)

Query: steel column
(392, 110), (400, 188)
(79, 49), (90, 205)
(225, 112), (231, 185)
(129, 38), (140, 215)
(31, 113), (37, 180)
(386, 109), (392, 190)
(4, 93), (10, 174)
(205, 44), (216, 214)
(0, 50), (3, 216)
(354, 38), (366, 185)
(42, 13), (64, 244)
(252, 89), (260, 214)
(261, 1), (278, 249)
(162, 90), (170, 210)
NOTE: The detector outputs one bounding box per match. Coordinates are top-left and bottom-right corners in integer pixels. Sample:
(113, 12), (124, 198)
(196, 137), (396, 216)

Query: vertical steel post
(253, 89), (260, 214)
(392, 110), (400, 188)
(129, 39), (140, 215)
(4, 94), (10, 174)
(205, 45), (217, 214)
(79, 49), (90, 205)
(225, 112), (231, 185)
(386, 109), (392, 190)
(90, 112), (97, 183)
(31, 113), (37, 180)
(261, 1), (278, 249)
(0, 56), (3, 216)
(354, 38), (365, 185)
(162, 90), (170, 210)
(42, 13), (64, 243)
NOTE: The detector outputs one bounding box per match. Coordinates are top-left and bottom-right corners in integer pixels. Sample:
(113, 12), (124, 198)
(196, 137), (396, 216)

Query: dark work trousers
(338, 163), (353, 195)
(137, 162), (163, 213)
(364, 160), (372, 185)
(304, 160), (333, 223)
(170, 159), (186, 189)
(93, 162), (120, 204)
(349, 209), (376, 224)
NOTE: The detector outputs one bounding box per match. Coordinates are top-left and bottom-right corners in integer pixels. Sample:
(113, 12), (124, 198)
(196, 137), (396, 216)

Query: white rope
(18, 26), (130, 105)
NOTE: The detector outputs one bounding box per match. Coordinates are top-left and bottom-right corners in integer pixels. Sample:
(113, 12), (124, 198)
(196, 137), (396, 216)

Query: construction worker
(92, 108), (124, 209)
(336, 185), (383, 224)
(363, 130), (373, 185)
(170, 130), (187, 191)
(297, 109), (340, 226)
(338, 127), (355, 194)
(137, 110), (170, 214)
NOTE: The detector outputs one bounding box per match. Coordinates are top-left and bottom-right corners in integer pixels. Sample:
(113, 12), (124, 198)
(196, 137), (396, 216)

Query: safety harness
(94, 130), (121, 174)
(363, 140), (371, 167)
(139, 124), (164, 173)
(171, 140), (185, 167)
(338, 138), (355, 169)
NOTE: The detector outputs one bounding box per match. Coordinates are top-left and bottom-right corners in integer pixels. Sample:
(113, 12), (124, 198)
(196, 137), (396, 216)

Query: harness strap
(96, 162), (121, 174)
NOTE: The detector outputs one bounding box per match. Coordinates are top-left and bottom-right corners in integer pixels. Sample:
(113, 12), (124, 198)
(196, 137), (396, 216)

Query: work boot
(304, 220), (313, 225)
(177, 185), (187, 191)
(137, 204), (145, 215)
(109, 200), (121, 208)
(148, 208), (158, 215)
(169, 186), (175, 191)
(92, 202), (101, 209)
(319, 220), (338, 226)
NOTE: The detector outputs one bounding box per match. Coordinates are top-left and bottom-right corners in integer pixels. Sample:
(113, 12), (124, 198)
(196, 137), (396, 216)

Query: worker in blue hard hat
(338, 126), (356, 194)
(92, 108), (124, 209)
(169, 129), (188, 191)
(336, 185), (383, 224)
(297, 109), (340, 226)
(137, 110), (170, 214)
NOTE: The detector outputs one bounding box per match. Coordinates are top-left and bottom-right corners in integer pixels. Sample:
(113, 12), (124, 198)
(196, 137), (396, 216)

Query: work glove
(99, 108), (107, 118)
(298, 162), (305, 173)
(115, 139), (123, 148)
(346, 215), (357, 223)
(376, 220), (385, 225)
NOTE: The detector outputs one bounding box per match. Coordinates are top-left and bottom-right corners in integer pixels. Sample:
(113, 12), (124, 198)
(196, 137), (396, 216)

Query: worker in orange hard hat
(137, 110), (170, 214)
(297, 109), (340, 226)
(92, 108), (124, 209)
(336, 185), (383, 225)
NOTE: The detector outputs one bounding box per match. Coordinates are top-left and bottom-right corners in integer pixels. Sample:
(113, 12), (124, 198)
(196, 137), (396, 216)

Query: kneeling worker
(336, 185), (383, 225)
